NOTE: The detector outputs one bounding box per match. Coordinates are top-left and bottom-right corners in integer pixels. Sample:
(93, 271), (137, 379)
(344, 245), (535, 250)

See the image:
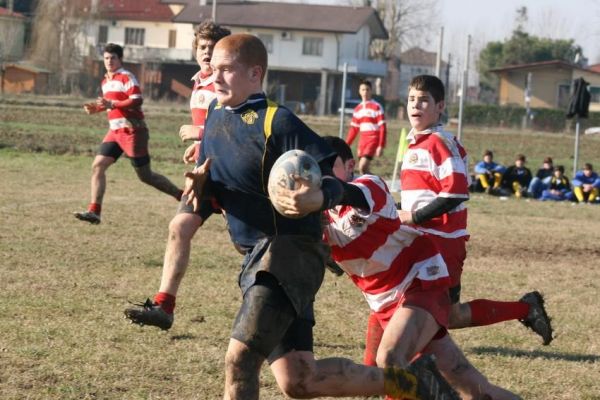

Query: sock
(88, 203), (101, 215)
(153, 292), (176, 314)
(363, 312), (384, 366)
(175, 190), (184, 202)
(468, 299), (529, 327)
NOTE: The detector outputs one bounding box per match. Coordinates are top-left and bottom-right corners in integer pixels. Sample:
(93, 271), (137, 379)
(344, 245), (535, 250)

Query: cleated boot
(124, 299), (173, 330)
(519, 291), (553, 345)
(74, 211), (101, 224)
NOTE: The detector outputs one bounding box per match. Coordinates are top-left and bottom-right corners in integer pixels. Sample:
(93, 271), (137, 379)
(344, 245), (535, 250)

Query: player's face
(483, 155), (492, 163)
(103, 52), (122, 74)
(515, 159), (524, 168)
(196, 38), (216, 74)
(211, 46), (262, 107)
(359, 84), (372, 102)
(332, 156), (354, 182)
(406, 88), (444, 132)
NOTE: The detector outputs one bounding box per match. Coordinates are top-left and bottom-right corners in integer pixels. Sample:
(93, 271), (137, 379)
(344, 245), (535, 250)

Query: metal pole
(573, 118), (580, 178)
(212, 0), (217, 21)
(338, 62), (348, 138)
(457, 35), (470, 141)
(523, 72), (532, 129)
(435, 27), (443, 78)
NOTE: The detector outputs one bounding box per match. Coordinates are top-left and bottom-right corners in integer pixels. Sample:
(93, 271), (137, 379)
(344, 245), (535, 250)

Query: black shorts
(176, 194), (216, 221)
(231, 272), (314, 363)
(449, 284), (461, 304)
(98, 142), (150, 167)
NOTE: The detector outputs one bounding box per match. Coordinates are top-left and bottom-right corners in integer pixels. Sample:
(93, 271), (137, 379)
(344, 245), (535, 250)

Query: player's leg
(224, 338), (265, 400)
(124, 198), (207, 330)
(133, 159), (182, 200)
(424, 334), (520, 399)
(74, 140), (120, 224)
(363, 311), (384, 366)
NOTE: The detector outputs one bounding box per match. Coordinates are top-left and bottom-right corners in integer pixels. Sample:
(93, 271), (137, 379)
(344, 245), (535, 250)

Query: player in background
(124, 22), (231, 330)
(75, 43), (182, 224)
(394, 75), (552, 355)
(345, 80), (387, 175)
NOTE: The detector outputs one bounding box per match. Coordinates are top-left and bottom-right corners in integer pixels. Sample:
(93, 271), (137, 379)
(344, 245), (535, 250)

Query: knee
(375, 347), (405, 369)
(278, 377), (312, 399)
(135, 166), (153, 183)
(168, 216), (196, 242)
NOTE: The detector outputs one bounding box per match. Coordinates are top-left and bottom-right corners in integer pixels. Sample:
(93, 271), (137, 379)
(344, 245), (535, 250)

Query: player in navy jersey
(182, 33), (456, 400)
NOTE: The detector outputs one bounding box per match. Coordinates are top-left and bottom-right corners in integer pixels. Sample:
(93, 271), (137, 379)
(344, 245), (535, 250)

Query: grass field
(1, 99), (600, 399)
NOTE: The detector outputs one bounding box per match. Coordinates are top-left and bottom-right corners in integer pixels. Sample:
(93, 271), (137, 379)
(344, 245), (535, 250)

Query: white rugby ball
(268, 149), (322, 218)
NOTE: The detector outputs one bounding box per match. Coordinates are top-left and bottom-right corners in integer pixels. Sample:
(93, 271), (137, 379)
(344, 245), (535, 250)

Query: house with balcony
(170, 0), (388, 114)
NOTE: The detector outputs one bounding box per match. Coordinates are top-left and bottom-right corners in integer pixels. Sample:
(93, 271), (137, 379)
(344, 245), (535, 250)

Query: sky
(439, 0), (600, 69)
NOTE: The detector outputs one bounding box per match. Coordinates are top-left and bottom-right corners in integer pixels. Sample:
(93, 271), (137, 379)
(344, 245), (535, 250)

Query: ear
(436, 99), (446, 114)
(248, 65), (263, 83)
(346, 159), (356, 173)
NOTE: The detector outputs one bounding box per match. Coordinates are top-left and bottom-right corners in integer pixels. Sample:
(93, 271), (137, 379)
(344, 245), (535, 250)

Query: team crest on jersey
(408, 153), (418, 164)
(241, 110), (259, 125)
(349, 213), (366, 227)
(426, 265), (440, 276)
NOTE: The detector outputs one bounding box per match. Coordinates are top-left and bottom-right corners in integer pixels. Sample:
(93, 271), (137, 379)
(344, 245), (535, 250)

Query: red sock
(153, 292), (176, 314)
(468, 299), (529, 327)
(88, 203), (101, 215)
(363, 312), (384, 366)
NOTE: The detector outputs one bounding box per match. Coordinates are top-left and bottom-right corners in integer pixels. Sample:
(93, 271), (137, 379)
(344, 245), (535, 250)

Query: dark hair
(483, 149), (493, 158)
(408, 75), (445, 103)
(103, 43), (123, 59)
(543, 156), (553, 164)
(516, 154), (526, 162)
(359, 80), (372, 89)
(322, 136), (354, 162)
(584, 163), (593, 170)
(192, 20), (231, 51)
(555, 165), (565, 173)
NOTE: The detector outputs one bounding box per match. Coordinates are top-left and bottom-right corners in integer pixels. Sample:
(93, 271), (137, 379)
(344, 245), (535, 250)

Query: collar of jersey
(225, 92), (266, 111)
(105, 67), (125, 79)
(191, 70), (216, 86)
(407, 123), (443, 143)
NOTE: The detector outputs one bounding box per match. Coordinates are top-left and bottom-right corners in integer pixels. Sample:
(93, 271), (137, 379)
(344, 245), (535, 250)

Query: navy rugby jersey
(198, 93), (336, 250)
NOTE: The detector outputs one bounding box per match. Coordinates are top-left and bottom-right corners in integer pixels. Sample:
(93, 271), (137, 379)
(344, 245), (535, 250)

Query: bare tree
(367, 0), (440, 60)
(27, 0), (91, 94)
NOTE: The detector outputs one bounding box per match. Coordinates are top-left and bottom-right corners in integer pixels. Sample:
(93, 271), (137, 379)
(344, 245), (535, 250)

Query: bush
(446, 104), (600, 132)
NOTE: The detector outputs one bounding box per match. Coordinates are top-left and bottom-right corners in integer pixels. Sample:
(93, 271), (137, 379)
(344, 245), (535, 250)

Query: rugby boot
(519, 291), (553, 345)
(124, 299), (173, 330)
(384, 354), (460, 400)
(74, 211), (101, 224)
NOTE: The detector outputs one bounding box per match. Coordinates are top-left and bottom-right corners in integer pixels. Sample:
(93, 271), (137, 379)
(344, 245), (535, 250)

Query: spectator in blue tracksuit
(502, 154), (532, 198)
(528, 157), (554, 199)
(540, 165), (572, 202)
(572, 163), (600, 203)
(474, 150), (506, 194)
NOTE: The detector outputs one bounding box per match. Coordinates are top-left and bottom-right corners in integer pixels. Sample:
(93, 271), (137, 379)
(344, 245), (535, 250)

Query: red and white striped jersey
(346, 100), (387, 148)
(101, 68), (144, 130)
(189, 71), (217, 140)
(400, 125), (470, 238)
(324, 175), (450, 312)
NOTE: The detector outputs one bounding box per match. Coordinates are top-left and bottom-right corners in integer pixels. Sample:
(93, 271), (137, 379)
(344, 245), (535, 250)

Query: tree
(477, 6), (583, 102)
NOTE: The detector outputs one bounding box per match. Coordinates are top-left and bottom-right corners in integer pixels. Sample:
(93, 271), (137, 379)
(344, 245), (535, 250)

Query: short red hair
(215, 34), (268, 82)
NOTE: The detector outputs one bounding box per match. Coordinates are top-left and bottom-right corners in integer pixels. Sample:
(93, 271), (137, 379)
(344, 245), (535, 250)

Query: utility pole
(435, 27), (443, 78)
(523, 72), (532, 129)
(457, 35), (471, 141)
(212, 0), (217, 21)
(338, 62), (348, 138)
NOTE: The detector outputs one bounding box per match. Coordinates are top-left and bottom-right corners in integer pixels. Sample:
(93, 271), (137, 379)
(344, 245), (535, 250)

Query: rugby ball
(268, 149), (322, 218)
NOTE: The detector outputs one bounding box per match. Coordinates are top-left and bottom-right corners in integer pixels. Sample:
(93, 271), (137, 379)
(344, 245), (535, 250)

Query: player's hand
(179, 125), (198, 141)
(96, 97), (112, 109)
(183, 158), (211, 212)
(273, 175), (323, 217)
(398, 210), (414, 224)
(183, 143), (198, 164)
(83, 102), (99, 114)
(375, 146), (383, 157)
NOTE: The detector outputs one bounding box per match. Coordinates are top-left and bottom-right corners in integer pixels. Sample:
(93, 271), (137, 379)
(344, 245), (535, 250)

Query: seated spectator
(527, 156), (554, 198)
(474, 150), (506, 194)
(502, 154), (532, 198)
(540, 165), (572, 202)
(572, 163), (600, 204)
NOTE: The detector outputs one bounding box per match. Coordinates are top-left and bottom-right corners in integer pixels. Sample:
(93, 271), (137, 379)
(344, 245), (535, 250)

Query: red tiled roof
(172, 1), (387, 38)
(97, 0), (174, 22)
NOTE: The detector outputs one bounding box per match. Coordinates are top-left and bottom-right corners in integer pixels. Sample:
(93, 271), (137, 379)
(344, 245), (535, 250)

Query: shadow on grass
(170, 333), (196, 341)
(471, 346), (600, 363)
(314, 342), (359, 350)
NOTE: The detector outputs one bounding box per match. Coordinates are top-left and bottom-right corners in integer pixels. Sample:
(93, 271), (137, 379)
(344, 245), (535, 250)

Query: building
(2, 63), (50, 94)
(0, 7), (26, 62)
(393, 47), (447, 101)
(490, 60), (600, 112)
(170, 1), (388, 115)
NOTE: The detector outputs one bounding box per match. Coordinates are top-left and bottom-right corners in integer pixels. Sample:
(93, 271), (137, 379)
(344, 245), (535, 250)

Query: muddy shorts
(425, 235), (468, 304)
(231, 235), (328, 361)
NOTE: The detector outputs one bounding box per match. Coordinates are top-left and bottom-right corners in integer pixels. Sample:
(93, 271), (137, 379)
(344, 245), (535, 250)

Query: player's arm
(97, 97), (143, 110)
(408, 197), (466, 225)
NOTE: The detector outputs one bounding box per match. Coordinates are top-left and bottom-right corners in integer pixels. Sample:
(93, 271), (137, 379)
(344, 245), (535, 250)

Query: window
(257, 34), (273, 53)
(302, 37), (323, 56)
(125, 27), (145, 46)
(168, 30), (177, 48)
(98, 25), (108, 44)
(589, 86), (600, 103)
